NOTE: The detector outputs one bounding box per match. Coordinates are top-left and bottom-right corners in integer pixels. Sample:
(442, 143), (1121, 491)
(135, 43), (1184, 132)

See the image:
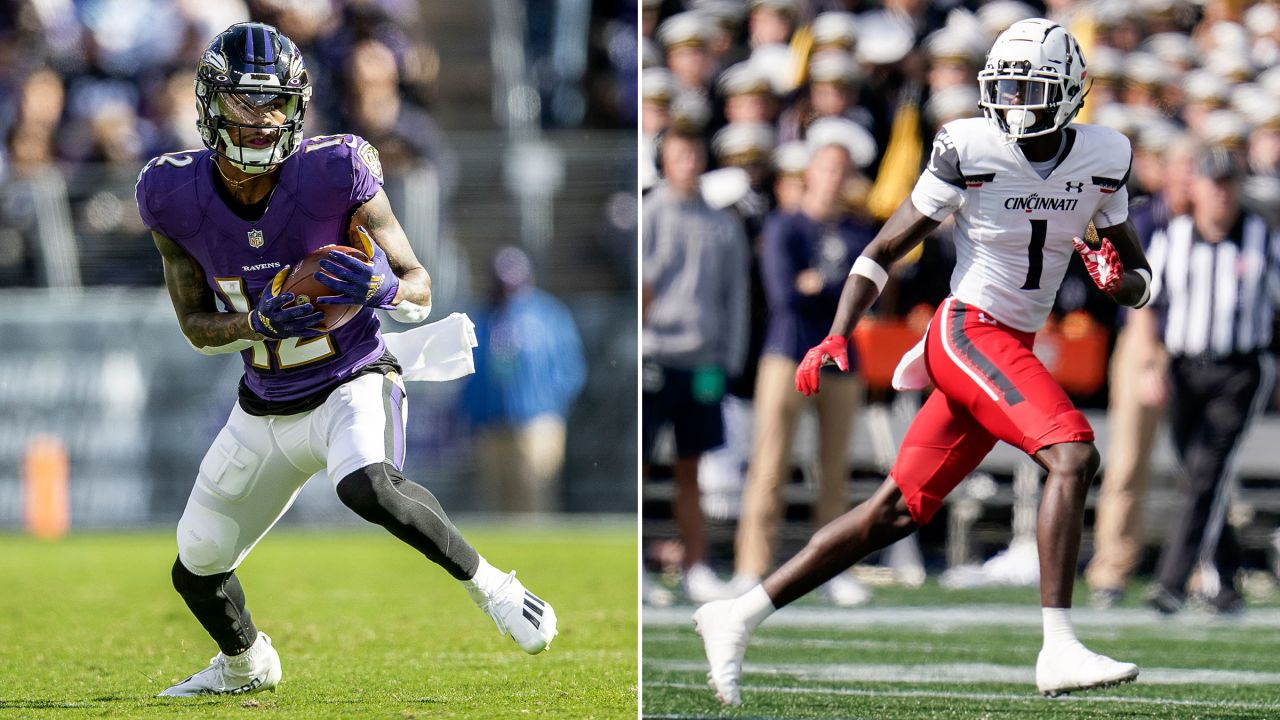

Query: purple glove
(315, 225), (400, 309)
(250, 266), (325, 339)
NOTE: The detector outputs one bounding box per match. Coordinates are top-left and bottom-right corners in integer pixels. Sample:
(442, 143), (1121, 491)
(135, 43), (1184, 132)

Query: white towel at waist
(382, 312), (478, 382)
(891, 326), (930, 392)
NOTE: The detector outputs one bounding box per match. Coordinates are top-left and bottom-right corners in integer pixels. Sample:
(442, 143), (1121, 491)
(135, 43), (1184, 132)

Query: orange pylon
(23, 434), (69, 539)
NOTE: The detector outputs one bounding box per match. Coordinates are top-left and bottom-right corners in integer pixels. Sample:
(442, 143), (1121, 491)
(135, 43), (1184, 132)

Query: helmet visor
(213, 91), (300, 127)
(980, 76), (1060, 109)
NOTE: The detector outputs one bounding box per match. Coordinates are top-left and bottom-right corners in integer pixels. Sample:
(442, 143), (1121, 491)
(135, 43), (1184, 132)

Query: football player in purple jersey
(136, 23), (556, 697)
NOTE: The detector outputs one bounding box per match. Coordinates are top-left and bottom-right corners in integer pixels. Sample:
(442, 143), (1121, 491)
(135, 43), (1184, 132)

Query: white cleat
(643, 573), (676, 607)
(726, 573), (762, 597)
(158, 632), (281, 697)
(682, 563), (732, 604)
(1036, 644), (1139, 697)
(824, 573), (872, 607)
(475, 571), (557, 654)
(693, 600), (750, 706)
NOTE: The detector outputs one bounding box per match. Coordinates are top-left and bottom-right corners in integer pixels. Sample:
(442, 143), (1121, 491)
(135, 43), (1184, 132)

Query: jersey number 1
(1021, 219), (1048, 290)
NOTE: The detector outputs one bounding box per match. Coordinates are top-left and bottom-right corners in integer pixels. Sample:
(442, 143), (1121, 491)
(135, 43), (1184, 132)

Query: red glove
(1072, 235), (1125, 294)
(795, 335), (849, 396)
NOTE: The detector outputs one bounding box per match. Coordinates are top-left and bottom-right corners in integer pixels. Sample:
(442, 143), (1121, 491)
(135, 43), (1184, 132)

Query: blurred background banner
(0, 0), (638, 528)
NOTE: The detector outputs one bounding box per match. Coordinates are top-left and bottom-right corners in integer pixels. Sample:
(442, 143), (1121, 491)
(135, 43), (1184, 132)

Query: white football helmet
(978, 19), (1088, 139)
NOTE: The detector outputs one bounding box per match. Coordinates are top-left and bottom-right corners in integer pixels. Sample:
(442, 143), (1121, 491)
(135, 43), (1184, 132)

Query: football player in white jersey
(694, 19), (1152, 703)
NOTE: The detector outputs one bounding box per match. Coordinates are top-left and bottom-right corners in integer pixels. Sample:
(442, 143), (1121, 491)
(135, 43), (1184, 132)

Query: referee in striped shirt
(1139, 147), (1279, 614)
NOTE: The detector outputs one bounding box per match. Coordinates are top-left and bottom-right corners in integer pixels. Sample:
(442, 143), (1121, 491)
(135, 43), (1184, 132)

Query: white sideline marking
(647, 659), (1280, 686)
(645, 631), (947, 653)
(645, 680), (1280, 712)
(647, 714), (870, 720)
(644, 604), (1280, 630)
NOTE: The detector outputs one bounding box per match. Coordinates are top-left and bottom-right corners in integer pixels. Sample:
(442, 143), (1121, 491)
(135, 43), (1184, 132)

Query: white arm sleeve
(910, 169), (966, 222)
(388, 299), (431, 324)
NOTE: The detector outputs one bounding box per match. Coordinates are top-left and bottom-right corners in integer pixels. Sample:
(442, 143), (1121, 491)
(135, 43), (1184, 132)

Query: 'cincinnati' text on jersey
(1004, 194), (1080, 212)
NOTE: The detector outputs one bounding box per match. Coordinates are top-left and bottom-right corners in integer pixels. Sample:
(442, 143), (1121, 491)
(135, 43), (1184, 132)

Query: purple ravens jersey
(136, 134), (388, 404)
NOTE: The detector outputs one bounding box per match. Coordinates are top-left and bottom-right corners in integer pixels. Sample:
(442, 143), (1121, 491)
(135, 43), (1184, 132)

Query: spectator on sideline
(746, 0), (798, 50)
(732, 123), (874, 606)
(657, 12), (714, 93)
(772, 141), (809, 214)
(463, 247), (587, 514)
(643, 127), (749, 602)
(344, 38), (457, 190)
(697, 121), (776, 522)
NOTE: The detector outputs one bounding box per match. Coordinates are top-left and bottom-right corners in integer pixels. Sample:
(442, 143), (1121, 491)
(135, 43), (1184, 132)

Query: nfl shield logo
(247, 229), (265, 248)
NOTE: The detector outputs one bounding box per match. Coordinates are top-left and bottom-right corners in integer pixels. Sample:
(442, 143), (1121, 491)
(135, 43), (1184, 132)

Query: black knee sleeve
(171, 557), (257, 656)
(336, 463), (479, 580)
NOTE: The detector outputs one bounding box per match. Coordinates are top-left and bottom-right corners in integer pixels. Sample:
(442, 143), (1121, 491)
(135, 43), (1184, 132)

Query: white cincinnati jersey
(910, 117), (1132, 332)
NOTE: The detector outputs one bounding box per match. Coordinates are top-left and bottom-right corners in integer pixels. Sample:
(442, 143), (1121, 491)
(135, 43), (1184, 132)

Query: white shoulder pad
(1074, 124), (1133, 176)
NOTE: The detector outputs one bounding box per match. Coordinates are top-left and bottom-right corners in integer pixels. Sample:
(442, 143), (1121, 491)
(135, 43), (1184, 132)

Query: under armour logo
(978, 312), (997, 325)
(1064, 181), (1084, 193)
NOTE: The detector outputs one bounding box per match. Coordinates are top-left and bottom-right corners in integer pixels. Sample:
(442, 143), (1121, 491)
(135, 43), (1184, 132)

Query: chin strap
(216, 126), (287, 175)
(230, 161), (275, 175)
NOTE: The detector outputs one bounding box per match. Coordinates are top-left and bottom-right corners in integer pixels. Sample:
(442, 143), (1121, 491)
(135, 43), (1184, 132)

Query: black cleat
(1148, 586), (1183, 616)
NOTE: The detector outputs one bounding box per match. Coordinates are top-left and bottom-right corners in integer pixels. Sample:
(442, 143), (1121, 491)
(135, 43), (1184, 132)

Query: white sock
(225, 633), (267, 671)
(463, 556), (507, 600)
(1041, 607), (1082, 650)
(734, 585), (776, 632)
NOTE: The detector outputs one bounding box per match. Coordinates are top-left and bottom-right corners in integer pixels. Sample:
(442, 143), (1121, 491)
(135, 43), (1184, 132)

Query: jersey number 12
(216, 278), (336, 370)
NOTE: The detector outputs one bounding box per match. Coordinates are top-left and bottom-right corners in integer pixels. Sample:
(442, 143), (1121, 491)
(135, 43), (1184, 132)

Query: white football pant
(176, 371), (408, 576)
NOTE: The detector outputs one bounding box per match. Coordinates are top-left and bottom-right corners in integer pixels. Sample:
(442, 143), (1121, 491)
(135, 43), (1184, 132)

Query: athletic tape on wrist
(850, 256), (888, 292)
(1132, 268), (1152, 309)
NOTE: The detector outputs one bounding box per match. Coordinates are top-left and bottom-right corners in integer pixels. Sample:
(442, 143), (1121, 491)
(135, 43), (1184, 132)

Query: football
(279, 244), (368, 332)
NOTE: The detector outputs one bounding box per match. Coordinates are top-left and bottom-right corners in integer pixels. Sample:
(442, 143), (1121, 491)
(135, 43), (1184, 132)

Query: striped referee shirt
(1147, 212), (1280, 358)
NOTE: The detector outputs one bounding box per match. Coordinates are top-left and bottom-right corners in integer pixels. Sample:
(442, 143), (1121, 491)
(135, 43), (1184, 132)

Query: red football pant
(892, 297), (1094, 524)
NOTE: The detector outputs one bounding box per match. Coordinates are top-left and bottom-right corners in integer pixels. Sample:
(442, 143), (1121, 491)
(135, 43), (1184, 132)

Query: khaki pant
(735, 353), (863, 577)
(1085, 324), (1167, 592)
(476, 414), (567, 514)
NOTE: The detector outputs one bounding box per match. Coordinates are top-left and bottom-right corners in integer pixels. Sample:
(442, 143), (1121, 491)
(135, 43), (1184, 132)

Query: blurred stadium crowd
(0, 0), (452, 189)
(642, 0), (1280, 608)
(0, 0), (636, 285)
(643, 0), (1280, 335)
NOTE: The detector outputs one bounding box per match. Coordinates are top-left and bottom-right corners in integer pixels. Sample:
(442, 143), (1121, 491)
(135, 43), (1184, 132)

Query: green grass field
(0, 522), (636, 719)
(644, 582), (1280, 719)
